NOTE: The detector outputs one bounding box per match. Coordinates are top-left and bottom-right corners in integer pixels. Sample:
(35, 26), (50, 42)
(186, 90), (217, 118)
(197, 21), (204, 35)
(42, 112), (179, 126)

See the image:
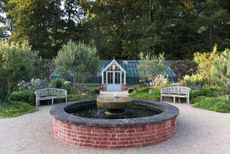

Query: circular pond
(50, 100), (179, 148)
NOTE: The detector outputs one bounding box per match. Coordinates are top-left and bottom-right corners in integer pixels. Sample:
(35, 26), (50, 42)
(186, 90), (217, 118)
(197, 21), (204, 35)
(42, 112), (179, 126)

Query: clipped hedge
(9, 91), (35, 106)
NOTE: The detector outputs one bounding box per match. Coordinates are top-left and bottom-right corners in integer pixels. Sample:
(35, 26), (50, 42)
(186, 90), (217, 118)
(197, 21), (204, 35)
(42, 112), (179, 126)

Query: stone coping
(50, 100), (179, 127)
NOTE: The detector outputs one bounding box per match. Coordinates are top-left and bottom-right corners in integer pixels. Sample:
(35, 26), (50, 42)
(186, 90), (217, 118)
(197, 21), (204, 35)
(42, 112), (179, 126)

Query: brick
(52, 117), (177, 148)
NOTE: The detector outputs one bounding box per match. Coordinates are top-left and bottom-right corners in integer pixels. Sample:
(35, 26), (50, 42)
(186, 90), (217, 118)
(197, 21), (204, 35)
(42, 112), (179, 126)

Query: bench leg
(52, 99), (54, 105)
(160, 95), (162, 102)
(187, 97), (190, 104)
(65, 97), (67, 103)
(173, 97), (176, 103)
(36, 98), (39, 108)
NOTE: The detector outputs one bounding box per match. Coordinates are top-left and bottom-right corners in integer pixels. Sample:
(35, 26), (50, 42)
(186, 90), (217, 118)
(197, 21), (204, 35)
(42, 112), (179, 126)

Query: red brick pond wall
(53, 117), (177, 148)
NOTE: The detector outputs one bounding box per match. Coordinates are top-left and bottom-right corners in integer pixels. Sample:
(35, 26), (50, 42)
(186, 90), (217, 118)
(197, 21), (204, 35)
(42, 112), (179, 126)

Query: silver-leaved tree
(54, 41), (99, 93)
(138, 52), (166, 88)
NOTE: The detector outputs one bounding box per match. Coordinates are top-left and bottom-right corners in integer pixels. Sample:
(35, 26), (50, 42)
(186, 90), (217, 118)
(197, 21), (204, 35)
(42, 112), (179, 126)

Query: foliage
(49, 79), (64, 88)
(67, 94), (96, 102)
(85, 84), (100, 94)
(7, 0), (84, 58)
(34, 59), (54, 79)
(181, 74), (204, 86)
(180, 45), (219, 86)
(138, 53), (165, 87)
(192, 96), (230, 113)
(128, 87), (135, 93)
(212, 49), (230, 99)
(0, 41), (38, 101)
(17, 78), (49, 91)
(54, 41), (99, 93)
(130, 88), (161, 101)
(0, 101), (35, 118)
(0, 0), (10, 38)
(2, 0), (230, 59)
(9, 91), (35, 106)
(0, 68), (8, 101)
(134, 87), (149, 93)
(190, 87), (225, 103)
(193, 44), (219, 84)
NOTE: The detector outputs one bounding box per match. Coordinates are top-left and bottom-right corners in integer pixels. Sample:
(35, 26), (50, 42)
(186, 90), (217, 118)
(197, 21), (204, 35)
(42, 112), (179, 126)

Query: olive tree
(0, 41), (38, 101)
(138, 52), (166, 87)
(54, 41), (99, 93)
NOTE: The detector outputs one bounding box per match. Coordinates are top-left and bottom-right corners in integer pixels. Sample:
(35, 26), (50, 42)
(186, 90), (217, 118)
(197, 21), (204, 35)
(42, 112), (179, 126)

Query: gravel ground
(0, 101), (230, 154)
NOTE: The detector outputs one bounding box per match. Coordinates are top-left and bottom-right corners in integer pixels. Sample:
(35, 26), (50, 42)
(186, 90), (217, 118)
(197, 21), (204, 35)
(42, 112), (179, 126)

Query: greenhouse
(51, 59), (176, 91)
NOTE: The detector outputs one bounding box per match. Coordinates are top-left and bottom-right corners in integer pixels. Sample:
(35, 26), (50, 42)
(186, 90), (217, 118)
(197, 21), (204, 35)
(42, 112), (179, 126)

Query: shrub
(68, 94), (96, 101)
(181, 74), (204, 86)
(9, 91), (35, 106)
(192, 96), (230, 113)
(86, 84), (100, 94)
(134, 87), (149, 93)
(180, 45), (219, 86)
(54, 41), (99, 93)
(193, 44), (219, 84)
(0, 101), (35, 118)
(128, 87), (135, 93)
(0, 41), (38, 101)
(130, 88), (161, 100)
(190, 87), (225, 103)
(212, 49), (230, 100)
(49, 79), (64, 88)
(62, 81), (73, 93)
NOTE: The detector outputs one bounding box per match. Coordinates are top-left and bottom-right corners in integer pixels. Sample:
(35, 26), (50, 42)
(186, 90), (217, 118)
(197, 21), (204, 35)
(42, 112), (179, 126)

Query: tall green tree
(196, 0), (230, 51)
(0, 0), (9, 38)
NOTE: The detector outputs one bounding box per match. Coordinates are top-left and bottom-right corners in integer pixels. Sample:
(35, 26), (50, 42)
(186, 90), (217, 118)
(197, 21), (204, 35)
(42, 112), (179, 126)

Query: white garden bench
(160, 86), (191, 104)
(35, 88), (67, 107)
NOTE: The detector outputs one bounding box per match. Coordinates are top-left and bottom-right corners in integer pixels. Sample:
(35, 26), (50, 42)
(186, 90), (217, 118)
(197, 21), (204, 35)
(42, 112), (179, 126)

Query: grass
(0, 101), (36, 118)
(192, 96), (230, 113)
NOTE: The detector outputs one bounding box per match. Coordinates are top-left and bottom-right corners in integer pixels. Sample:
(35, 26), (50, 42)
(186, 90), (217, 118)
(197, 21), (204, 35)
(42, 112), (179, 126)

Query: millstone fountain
(97, 95), (132, 115)
(50, 93), (179, 148)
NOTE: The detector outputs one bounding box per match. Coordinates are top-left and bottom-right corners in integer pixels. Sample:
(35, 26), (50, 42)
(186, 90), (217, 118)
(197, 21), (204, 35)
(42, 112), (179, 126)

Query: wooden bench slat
(160, 86), (190, 104)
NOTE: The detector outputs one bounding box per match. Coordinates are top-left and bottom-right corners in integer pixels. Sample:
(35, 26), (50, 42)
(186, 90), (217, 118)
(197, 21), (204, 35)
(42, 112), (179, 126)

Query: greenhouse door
(106, 71), (121, 91)
(101, 59), (126, 92)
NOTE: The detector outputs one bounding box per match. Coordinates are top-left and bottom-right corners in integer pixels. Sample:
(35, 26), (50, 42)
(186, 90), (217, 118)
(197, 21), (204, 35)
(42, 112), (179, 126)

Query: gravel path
(0, 102), (230, 154)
